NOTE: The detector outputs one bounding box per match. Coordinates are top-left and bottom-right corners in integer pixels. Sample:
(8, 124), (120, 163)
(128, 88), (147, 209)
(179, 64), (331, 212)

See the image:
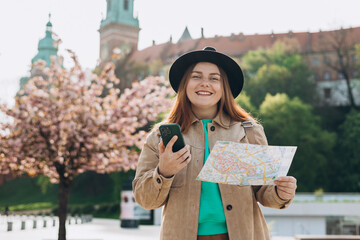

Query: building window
(314, 73), (320, 81)
(312, 58), (319, 66)
(324, 57), (331, 65)
(352, 55), (357, 63)
(338, 56), (344, 64)
(324, 71), (331, 80)
(327, 216), (360, 235)
(338, 72), (344, 79)
(353, 70), (358, 78)
(124, 0), (129, 10)
(324, 88), (331, 99)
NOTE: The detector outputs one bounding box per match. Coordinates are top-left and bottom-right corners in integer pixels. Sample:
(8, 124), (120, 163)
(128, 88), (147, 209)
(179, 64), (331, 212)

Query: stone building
(130, 27), (360, 106)
(99, 1), (360, 106)
(99, 0), (140, 62)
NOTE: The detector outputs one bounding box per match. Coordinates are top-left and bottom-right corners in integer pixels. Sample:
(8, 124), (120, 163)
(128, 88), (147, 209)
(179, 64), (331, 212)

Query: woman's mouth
(196, 91), (212, 96)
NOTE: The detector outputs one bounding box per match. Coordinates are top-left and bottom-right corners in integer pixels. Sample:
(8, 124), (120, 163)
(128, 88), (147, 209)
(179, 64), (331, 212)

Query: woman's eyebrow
(191, 71), (220, 76)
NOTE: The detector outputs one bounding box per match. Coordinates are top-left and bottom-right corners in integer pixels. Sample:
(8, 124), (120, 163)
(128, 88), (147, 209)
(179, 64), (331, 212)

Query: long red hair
(165, 63), (253, 133)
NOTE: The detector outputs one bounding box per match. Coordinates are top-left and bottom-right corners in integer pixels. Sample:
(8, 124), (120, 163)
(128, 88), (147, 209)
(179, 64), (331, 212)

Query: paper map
(196, 141), (297, 185)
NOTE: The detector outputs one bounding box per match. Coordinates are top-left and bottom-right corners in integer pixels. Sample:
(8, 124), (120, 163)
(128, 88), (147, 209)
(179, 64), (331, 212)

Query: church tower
(99, 0), (140, 62)
(20, 15), (60, 90)
(31, 16), (58, 67)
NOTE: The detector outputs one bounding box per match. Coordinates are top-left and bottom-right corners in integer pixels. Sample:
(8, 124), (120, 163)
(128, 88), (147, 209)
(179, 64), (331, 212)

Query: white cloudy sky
(0, 0), (359, 106)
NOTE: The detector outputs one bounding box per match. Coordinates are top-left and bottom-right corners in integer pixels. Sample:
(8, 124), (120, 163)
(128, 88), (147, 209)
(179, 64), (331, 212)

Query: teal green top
(198, 119), (228, 235)
(100, 0), (139, 27)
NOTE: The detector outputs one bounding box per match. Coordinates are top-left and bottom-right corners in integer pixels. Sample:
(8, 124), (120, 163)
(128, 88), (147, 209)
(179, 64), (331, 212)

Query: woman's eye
(211, 77), (220, 81)
(192, 75), (201, 79)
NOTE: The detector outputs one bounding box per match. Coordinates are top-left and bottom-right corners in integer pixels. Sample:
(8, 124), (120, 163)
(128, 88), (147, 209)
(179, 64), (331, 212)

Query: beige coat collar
(190, 110), (231, 129)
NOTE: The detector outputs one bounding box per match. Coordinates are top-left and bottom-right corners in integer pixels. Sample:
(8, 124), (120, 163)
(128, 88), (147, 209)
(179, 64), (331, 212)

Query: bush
(82, 204), (95, 214)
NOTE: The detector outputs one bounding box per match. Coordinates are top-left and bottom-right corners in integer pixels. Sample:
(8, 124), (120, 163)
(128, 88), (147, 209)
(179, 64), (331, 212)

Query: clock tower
(99, 0), (140, 62)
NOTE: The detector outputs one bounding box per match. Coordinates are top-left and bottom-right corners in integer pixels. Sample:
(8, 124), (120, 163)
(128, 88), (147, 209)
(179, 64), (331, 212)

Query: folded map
(196, 141), (297, 185)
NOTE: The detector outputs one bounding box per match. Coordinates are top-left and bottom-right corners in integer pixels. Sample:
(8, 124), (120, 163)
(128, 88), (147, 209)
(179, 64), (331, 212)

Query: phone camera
(161, 127), (172, 136)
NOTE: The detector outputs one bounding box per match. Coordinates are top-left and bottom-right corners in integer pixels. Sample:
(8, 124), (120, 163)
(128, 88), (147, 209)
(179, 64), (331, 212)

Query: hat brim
(169, 50), (244, 98)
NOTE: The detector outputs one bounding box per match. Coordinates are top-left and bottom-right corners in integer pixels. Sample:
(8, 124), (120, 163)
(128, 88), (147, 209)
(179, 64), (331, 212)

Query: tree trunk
(58, 179), (71, 240)
(344, 73), (357, 109)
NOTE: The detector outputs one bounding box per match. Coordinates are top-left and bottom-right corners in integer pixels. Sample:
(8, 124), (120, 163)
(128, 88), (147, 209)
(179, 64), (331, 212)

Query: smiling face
(185, 62), (223, 118)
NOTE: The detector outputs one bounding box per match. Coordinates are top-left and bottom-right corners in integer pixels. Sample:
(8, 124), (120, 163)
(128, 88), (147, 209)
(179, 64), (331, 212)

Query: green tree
(259, 93), (336, 192)
(242, 40), (317, 107)
(235, 91), (257, 114)
(330, 109), (360, 192)
(356, 44), (360, 69)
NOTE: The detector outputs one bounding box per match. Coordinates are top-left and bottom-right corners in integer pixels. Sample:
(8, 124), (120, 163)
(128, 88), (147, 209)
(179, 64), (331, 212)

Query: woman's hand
(274, 176), (297, 201)
(158, 136), (191, 178)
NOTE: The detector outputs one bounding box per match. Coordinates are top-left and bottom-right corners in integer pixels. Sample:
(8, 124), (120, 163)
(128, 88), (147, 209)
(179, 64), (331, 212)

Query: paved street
(0, 217), (295, 240)
(0, 218), (160, 240)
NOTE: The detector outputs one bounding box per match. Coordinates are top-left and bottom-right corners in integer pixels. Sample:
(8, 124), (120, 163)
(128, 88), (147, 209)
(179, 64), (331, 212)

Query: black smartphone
(159, 123), (186, 152)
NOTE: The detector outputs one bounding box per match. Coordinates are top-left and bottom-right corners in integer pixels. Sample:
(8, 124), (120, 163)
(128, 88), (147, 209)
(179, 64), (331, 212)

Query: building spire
(178, 26), (192, 43)
(46, 13), (53, 34)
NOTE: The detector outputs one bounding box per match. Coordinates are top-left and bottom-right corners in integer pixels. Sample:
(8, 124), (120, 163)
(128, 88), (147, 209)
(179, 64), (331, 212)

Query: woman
(133, 47), (297, 240)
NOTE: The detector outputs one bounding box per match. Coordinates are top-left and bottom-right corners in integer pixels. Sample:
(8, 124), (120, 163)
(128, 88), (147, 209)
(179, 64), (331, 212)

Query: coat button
(226, 205), (232, 211)
(210, 126), (215, 131)
(156, 178), (161, 184)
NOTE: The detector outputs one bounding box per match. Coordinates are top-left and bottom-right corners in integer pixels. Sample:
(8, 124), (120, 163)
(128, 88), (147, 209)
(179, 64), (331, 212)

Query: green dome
(38, 32), (56, 50)
(31, 20), (58, 66)
(19, 76), (29, 90)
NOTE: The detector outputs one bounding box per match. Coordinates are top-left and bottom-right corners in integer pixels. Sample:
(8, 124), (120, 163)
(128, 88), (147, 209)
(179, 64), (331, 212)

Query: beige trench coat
(133, 112), (292, 240)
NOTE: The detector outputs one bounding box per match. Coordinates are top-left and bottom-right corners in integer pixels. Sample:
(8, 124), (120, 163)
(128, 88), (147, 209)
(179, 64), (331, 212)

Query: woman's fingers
(274, 176), (297, 200)
(276, 188), (293, 199)
(158, 138), (165, 153)
(274, 176), (297, 186)
(159, 142), (191, 177)
(276, 186), (294, 194)
(164, 135), (178, 152)
(180, 146), (191, 163)
(175, 145), (191, 161)
(179, 153), (191, 168)
(275, 181), (296, 188)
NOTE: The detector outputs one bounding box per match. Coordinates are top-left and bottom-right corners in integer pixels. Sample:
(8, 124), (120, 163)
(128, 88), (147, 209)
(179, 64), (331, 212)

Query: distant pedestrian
(4, 205), (9, 216)
(133, 47), (297, 240)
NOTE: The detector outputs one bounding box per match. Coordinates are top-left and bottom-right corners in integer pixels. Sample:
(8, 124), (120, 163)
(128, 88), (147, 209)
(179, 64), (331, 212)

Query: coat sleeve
(132, 131), (175, 210)
(251, 124), (293, 209)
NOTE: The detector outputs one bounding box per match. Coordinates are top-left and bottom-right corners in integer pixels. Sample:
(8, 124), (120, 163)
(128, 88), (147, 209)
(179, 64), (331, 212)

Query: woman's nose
(200, 77), (210, 86)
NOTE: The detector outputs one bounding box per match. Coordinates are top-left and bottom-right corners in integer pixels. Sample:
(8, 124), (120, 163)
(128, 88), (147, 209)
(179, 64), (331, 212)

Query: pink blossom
(0, 57), (173, 183)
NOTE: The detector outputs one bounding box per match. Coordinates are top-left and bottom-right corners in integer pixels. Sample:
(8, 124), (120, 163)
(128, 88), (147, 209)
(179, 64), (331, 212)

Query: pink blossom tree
(0, 54), (173, 240)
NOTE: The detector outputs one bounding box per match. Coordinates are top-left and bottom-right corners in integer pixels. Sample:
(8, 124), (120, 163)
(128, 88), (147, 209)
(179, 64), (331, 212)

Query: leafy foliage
(242, 40), (316, 107)
(235, 91), (257, 113)
(330, 109), (360, 191)
(259, 93), (336, 191)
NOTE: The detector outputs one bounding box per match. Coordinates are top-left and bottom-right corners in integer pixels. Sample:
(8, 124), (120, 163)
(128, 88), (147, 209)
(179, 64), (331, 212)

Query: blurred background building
(97, 0), (360, 106)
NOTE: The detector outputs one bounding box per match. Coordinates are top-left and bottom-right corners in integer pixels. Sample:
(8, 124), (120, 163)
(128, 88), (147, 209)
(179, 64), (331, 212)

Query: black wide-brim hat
(169, 46), (244, 98)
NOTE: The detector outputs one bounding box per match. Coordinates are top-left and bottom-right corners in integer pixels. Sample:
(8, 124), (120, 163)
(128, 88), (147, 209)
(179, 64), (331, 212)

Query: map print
(197, 141), (297, 185)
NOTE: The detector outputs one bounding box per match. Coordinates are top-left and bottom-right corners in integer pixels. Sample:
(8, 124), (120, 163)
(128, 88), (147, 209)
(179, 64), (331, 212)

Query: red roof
(130, 27), (360, 64)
